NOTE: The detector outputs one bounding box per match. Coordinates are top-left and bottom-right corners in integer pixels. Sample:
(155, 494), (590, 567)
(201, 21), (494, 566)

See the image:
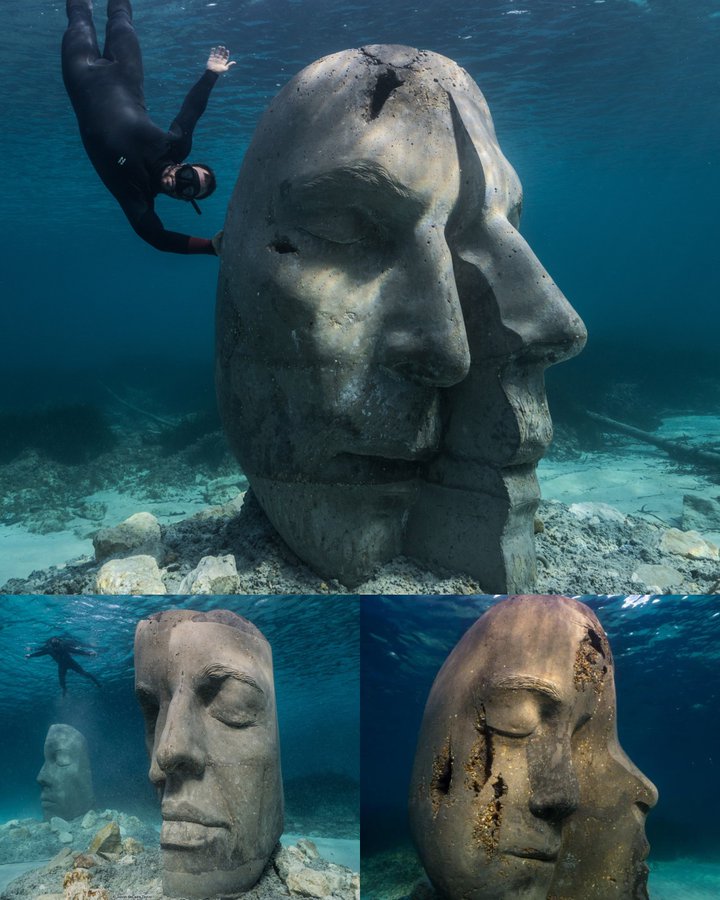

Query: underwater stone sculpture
(216, 45), (586, 591)
(134, 609), (283, 899)
(37, 723), (94, 821)
(408, 596), (657, 900)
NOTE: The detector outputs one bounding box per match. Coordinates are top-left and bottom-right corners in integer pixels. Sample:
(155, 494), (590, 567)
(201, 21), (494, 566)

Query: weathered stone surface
(631, 562), (684, 592)
(93, 511), (163, 562)
(95, 555), (166, 594)
(88, 822), (122, 857)
(569, 501), (627, 525)
(410, 596), (657, 900)
(177, 553), (240, 594)
(285, 869), (331, 897)
(660, 527), (719, 560)
(134, 610), (283, 898)
(216, 45), (585, 592)
(682, 493), (720, 535)
(39, 725), (94, 822)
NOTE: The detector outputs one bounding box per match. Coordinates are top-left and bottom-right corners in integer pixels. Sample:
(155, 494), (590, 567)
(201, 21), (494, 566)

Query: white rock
(631, 563), (684, 592)
(286, 868), (331, 897)
(93, 511), (163, 563)
(49, 816), (70, 833)
(81, 811), (98, 829)
(58, 831), (73, 843)
(95, 555), (167, 595)
(660, 527), (719, 561)
(177, 554), (240, 595)
(568, 502), (627, 525)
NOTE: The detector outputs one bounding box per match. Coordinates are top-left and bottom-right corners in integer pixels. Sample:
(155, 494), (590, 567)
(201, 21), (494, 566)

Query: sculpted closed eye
(198, 672), (266, 728)
(483, 691), (545, 738)
(298, 208), (383, 245)
(54, 752), (73, 767)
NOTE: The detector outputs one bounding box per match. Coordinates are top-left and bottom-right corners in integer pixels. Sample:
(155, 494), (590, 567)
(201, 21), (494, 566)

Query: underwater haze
(361, 594), (720, 900)
(0, 595), (359, 842)
(2, 0), (718, 392)
(2, 0), (720, 588)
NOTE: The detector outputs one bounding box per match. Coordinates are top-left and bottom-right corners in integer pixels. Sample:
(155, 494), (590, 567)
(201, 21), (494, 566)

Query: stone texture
(216, 45), (585, 592)
(660, 527), (719, 560)
(38, 725), (94, 822)
(88, 822), (122, 857)
(177, 553), (240, 594)
(95, 555), (166, 594)
(569, 501), (627, 525)
(631, 562), (684, 592)
(682, 493), (720, 534)
(410, 596), (657, 900)
(92, 511), (163, 562)
(134, 609), (283, 898)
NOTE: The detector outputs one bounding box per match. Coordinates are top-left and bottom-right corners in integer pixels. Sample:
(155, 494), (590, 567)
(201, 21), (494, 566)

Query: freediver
(26, 637), (102, 695)
(61, 0), (235, 254)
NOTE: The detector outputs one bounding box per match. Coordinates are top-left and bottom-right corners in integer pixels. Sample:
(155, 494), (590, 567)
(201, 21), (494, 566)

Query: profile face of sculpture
(217, 45), (586, 589)
(134, 609), (283, 899)
(408, 596), (656, 900)
(37, 723), (94, 821)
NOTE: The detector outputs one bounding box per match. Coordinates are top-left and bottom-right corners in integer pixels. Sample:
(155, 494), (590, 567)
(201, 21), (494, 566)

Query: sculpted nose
(150, 699), (205, 783)
(528, 739), (580, 825)
(459, 215), (587, 364)
(379, 226), (471, 387)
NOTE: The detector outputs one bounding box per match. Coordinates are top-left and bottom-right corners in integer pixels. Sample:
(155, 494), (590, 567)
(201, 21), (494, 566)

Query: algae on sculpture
(134, 609), (283, 899)
(37, 723), (94, 821)
(408, 596), (657, 900)
(216, 45), (586, 591)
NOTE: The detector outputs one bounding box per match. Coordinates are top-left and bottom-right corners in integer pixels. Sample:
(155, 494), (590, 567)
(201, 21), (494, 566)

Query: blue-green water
(0, 595), (359, 837)
(361, 594), (720, 898)
(2, 0), (718, 400)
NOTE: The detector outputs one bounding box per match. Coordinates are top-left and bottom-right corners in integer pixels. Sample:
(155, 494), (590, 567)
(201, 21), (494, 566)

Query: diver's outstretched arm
(26, 647), (50, 659)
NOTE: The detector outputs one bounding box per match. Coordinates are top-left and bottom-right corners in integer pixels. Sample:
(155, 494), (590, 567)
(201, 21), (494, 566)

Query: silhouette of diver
(26, 637), (101, 695)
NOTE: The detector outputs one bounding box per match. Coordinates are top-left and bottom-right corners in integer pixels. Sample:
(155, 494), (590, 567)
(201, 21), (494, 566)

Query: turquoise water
(2, 0), (718, 396)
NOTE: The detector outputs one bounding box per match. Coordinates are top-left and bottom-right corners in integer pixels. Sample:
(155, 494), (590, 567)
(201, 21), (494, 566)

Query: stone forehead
(134, 609), (273, 672)
(46, 723), (86, 750)
(237, 44), (517, 219)
(430, 597), (611, 698)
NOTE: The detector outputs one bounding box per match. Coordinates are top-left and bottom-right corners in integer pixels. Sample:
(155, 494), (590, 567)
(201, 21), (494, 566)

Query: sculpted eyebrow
(287, 163), (425, 212)
(491, 675), (562, 703)
(197, 664), (265, 695)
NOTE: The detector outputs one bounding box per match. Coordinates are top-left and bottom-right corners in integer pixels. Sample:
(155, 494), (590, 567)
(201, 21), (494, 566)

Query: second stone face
(216, 44), (586, 592)
(408, 595), (657, 900)
(37, 723), (94, 822)
(133, 609), (284, 899)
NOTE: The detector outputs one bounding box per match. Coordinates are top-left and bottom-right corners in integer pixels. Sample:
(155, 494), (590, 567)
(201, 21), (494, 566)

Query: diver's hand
(207, 46), (236, 73)
(212, 230), (224, 256)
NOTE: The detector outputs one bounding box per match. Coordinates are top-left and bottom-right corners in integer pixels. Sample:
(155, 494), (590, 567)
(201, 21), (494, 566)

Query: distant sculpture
(216, 45), (586, 591)
(37, 723), (94, 821)
(409, 596), (656, 900)
(134, 609), (283, 899)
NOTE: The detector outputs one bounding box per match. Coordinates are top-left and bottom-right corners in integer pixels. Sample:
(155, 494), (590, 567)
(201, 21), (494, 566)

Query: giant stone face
(216, 45), (586, 589)
(408, 596), (657, 900)
(37, 723), (94, 821)
(134, 609), (283, 899)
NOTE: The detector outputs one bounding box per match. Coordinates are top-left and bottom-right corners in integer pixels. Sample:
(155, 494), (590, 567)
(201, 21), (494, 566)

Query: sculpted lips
(160, 805), (231, 852)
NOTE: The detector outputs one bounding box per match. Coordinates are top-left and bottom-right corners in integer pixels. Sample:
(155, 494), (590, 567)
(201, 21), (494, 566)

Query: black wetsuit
(62, 0), (218, 254)
(27, 637), (102, 695)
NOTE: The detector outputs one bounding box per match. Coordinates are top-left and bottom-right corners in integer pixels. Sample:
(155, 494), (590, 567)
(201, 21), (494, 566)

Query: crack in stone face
(473, 775), (507, 856)
(574, 627), (610, 691)
(430, 736), (453, 816)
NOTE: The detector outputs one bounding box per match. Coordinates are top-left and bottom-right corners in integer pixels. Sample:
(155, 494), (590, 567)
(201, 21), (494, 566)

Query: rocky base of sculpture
(3, 489), (719, 596)
(0, 809), (157, 866)
(1, 838), (359, 900)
